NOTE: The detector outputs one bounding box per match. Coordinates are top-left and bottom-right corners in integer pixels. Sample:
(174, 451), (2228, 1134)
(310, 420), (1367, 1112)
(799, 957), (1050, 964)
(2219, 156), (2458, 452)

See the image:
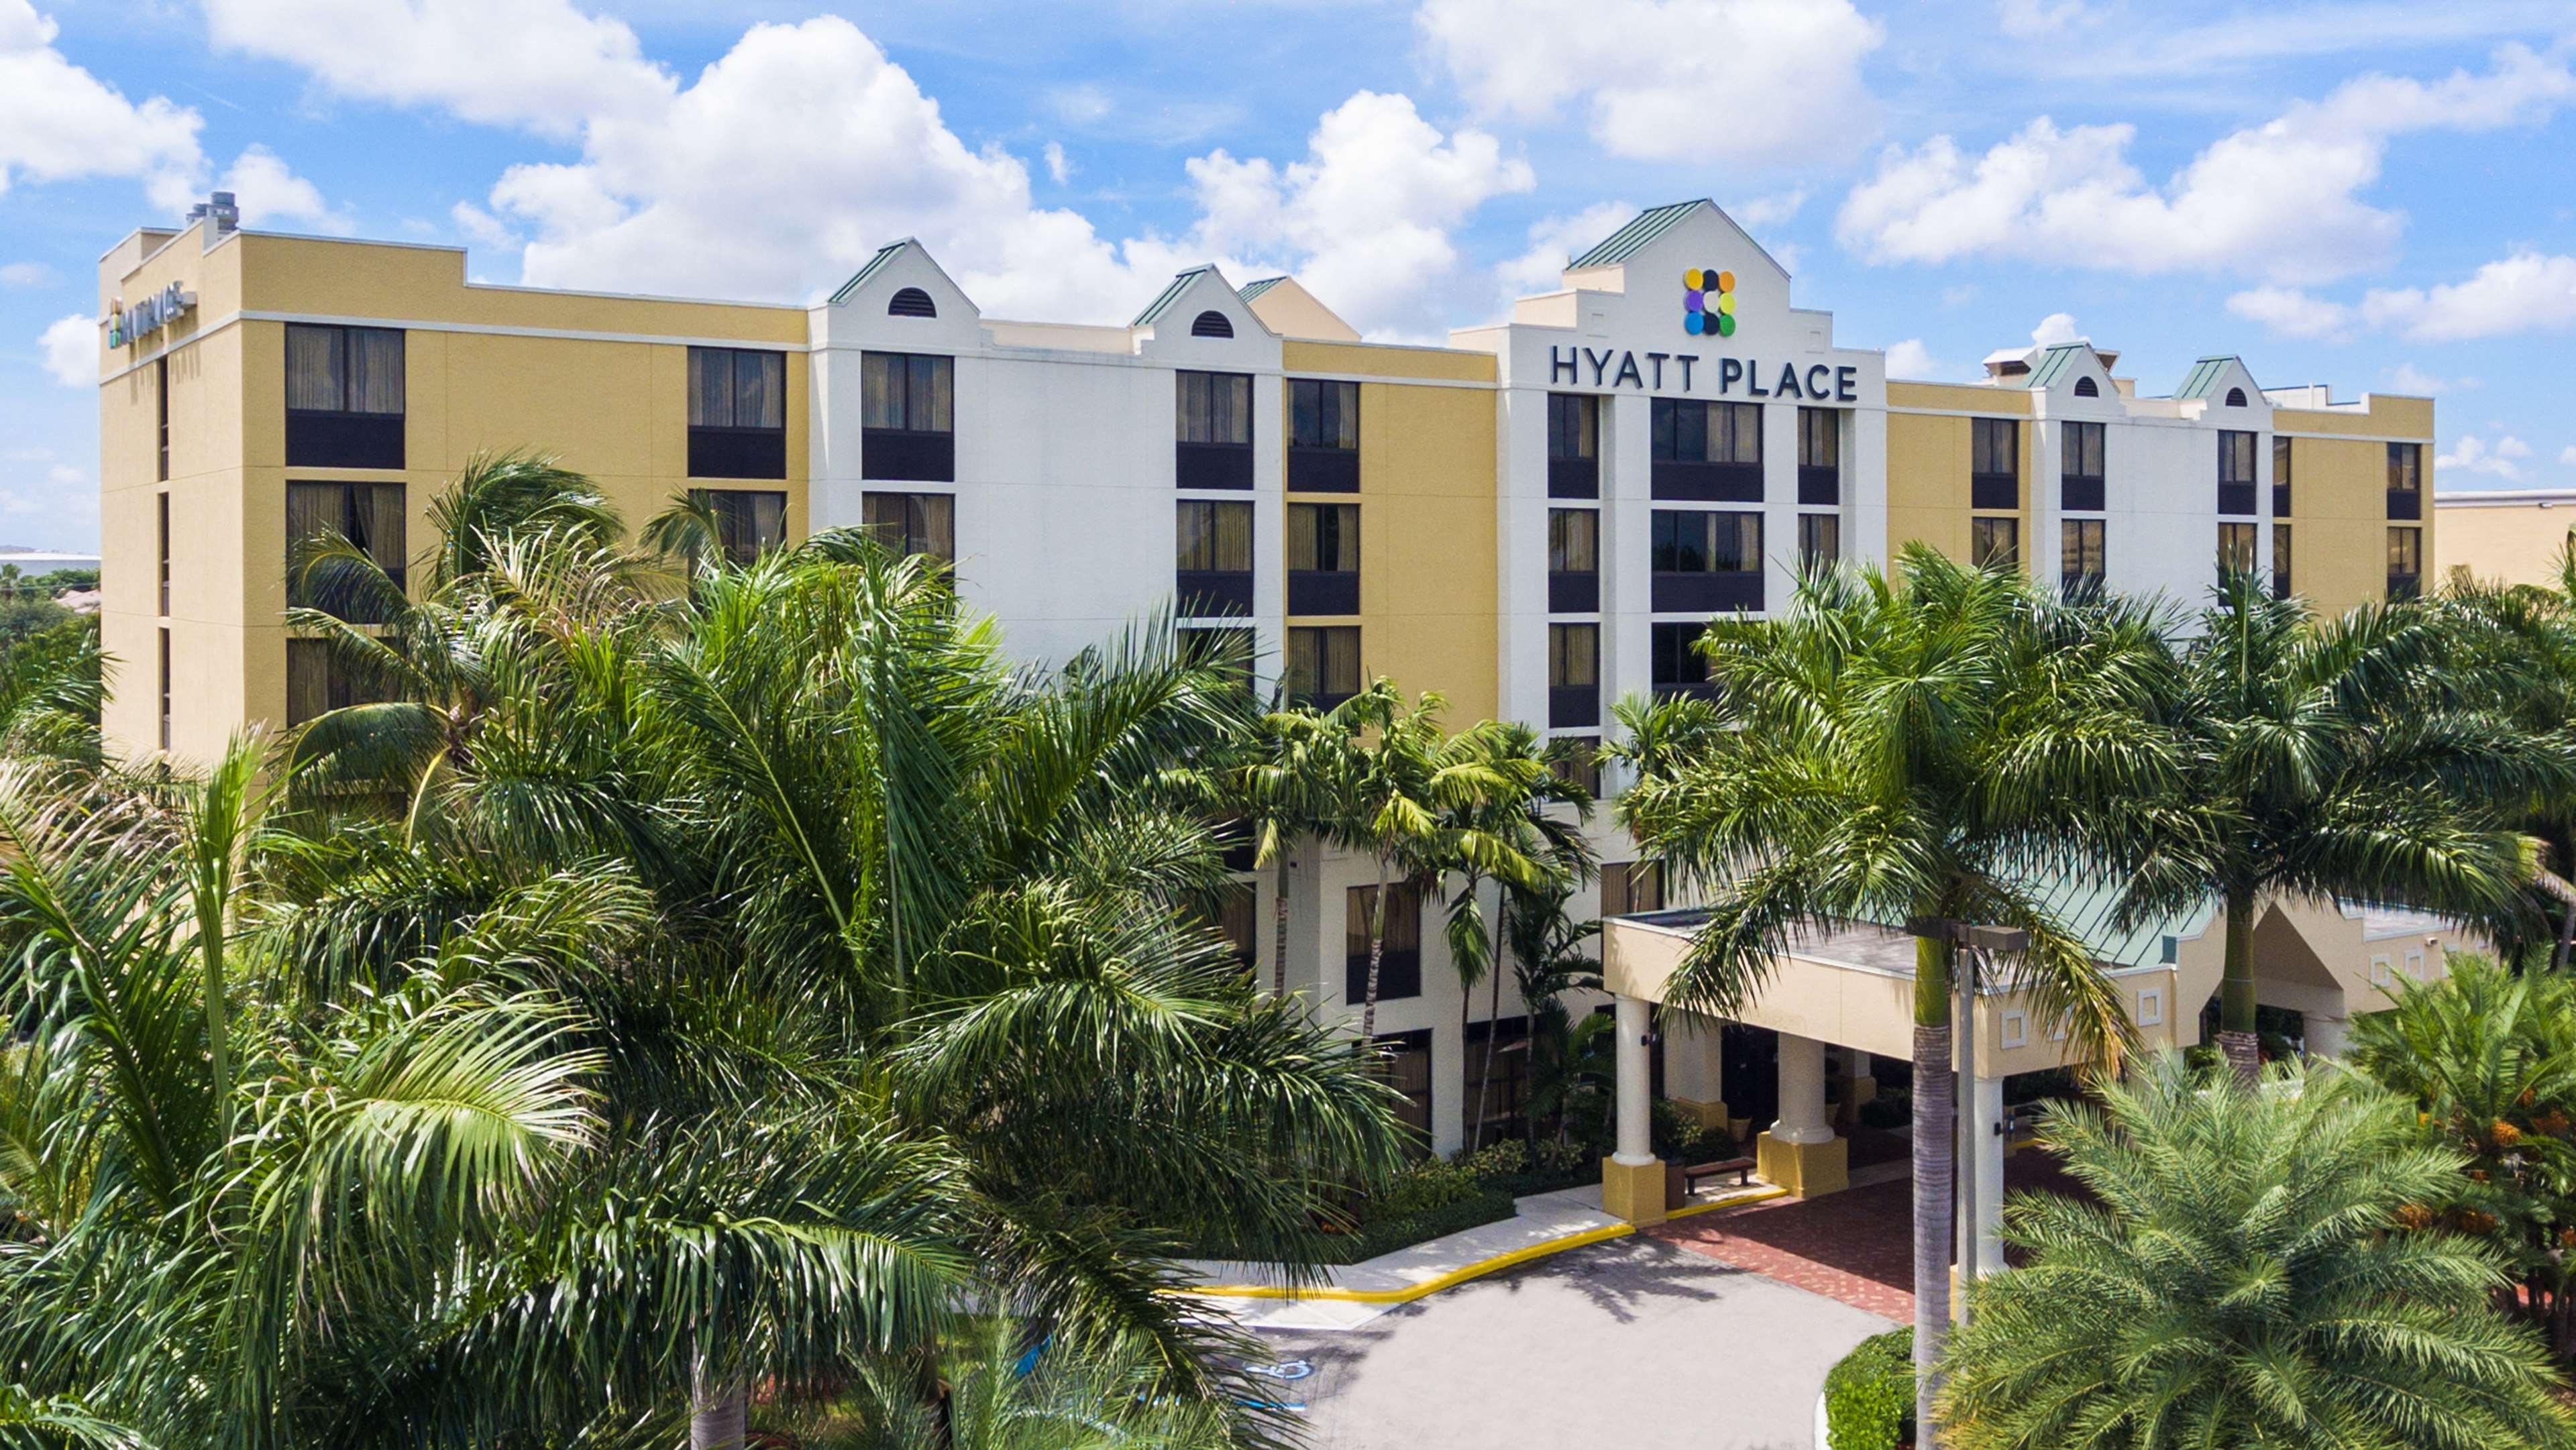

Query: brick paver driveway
(1247, 1233), (1886, 1450)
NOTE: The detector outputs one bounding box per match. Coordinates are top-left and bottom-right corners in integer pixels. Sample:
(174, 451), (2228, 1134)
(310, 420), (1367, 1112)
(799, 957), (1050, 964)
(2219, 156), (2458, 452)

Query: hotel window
(1208, 880), (1257, 978)
(1652, 399), (1762, 501)
(158, 629), (171, 751)
(1796, 406), (1841, 505)
(689, 488), (787, 567)
(1287, 502), (1360, 616)
(2061, 518), (2105, 596)
(1970, 418), (2019, 510)
(155, 357), (170, 482)
(1177, 370), (1254, 490)
(2218, 521), (2258, 578)
(1177, 499), (1254, 618)
(286, 481), (407, 621)
(2060, 421), (2105, 512)
(2387, 526), (2422, 599)
(1376, 1027), (1434, 1151)
(2272, 523), (2294, 599)
(861, 491), (953, 562)
(690, 347), (790, 481)
(284, 324), (405, 469)
(1799, 514), (1840, 571)
(2386, 442), (2422, 520)
(1651, 621), (1713, 699)
(1550, 735), (1603, 798)
(1289, 378), (1360, 492)
(2272, 435), (2294, 518)
(1548, 393), (1600, 498)
(1288, 625), (1360, 710)
(2217, 430), (2259, 516)
(858, 350), (951, 484)
(285, 638), (386, 727)
(1464, 1016), (1534, 1144)
(1548, 622), (1599, 729)
(1548, 507), (1599, 613)
(1971, 516), (2019, 571)
(156, 492), (170, 615)
(1651, 509), (1763, 612)
(1346, 881), (1424, 1003)
(1180, 625), (1256, 692)
(1600, 860), (1665, 916)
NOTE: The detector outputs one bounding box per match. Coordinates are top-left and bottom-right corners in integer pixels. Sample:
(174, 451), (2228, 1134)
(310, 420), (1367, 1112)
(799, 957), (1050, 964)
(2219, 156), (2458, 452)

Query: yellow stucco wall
(1886, 384), (2032, 569)
(97, 226), (809, 765)
(2436, 501), (2575, 588)
(2277, 431), (2416, 616)
(1279, 341), (1500, 723)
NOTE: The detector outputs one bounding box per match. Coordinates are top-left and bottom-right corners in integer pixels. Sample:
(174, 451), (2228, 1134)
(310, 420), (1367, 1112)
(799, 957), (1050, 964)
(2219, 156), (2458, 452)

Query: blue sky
(5, 0), (2575, 551)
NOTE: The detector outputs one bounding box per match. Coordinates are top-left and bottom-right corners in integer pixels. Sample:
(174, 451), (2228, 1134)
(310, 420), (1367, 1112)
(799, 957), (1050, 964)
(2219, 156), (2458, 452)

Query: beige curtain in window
(286, 325), (341, 411)
(346, 329), (405, 414)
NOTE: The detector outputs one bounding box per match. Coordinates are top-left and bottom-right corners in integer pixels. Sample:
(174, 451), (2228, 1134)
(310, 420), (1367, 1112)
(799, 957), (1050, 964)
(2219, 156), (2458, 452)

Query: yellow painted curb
(1182, 1184), (1789, 1305)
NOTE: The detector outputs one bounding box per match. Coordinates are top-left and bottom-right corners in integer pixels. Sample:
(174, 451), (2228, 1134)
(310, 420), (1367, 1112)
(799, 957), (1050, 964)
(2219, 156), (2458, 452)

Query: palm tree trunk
(1913, 934), (1955, 1449)
(2218, 891), (2260, 1085)
(1361, 855), (1390, 1041)
(690, 1345), (746, 1450)
(1472, 924), (1504, 1152)
(1273, 852), (1293, 998)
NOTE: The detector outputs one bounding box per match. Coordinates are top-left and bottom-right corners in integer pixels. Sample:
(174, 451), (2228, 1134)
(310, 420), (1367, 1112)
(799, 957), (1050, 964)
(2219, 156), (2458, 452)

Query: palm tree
(1196, 698), (1346, 998)
(818, 1320), (1238, 1450)
(2430, 561), (2576, 966)
(2345, 956), (2576, 1355)
(32, 467), (1413, 1445)
(1938, 1056), (2576, 1450)
(1617, 547), (2186, 1443)
(2150, 570), (2556, 1082)
(1438, 725), (1593, 1150)
(1314, 684), (1554, 1040)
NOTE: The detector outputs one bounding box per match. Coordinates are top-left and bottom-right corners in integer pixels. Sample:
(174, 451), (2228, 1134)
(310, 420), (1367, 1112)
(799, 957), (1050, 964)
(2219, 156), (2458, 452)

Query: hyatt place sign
(105, 281), (195, 349)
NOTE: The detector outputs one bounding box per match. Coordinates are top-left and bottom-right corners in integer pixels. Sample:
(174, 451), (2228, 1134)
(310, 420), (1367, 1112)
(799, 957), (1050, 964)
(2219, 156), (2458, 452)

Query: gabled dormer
(2023, 343), (2121, 409)
(815, 238), (982, 351)
(2176, 355), (2270, 423)
(1131, 265), (1280, 366)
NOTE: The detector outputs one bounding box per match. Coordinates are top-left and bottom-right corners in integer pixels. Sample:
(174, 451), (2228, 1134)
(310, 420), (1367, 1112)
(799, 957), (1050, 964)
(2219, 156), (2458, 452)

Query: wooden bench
(1680, 1156), (1757, 1192)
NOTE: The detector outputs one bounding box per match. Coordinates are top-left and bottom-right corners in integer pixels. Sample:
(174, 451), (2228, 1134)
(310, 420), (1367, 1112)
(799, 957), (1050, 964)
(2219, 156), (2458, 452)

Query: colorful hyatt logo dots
(1683, 268), (1735, 337)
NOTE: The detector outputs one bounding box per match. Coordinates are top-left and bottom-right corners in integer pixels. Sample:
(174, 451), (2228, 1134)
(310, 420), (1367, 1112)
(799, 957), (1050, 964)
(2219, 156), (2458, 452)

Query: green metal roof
(1132, 266), (1217, 327)
(827, 239), (912, 306)
(1237, 276), (1289, 302)
(2176, 355), (2240, 400)
(1569, 201), (1705, 269)
(2025, 343), (2090, 390)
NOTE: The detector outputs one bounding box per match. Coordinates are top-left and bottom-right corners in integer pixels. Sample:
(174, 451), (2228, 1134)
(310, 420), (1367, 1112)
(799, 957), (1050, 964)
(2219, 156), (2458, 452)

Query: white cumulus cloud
(0, 0), (206, 210)
(218, 145), (350, 233)
(2438, 433), (2530, 480)
(2225, 286), (2354, 341)
(2360, 251), (2576, 341)
(1998, 0), (2090, 37)
(38, 312), (91, 386)
(1836, 44), (2576, 284)
(202, 0), (672, 138)
(1419, 0), (1882, 165)
(1885, 339), (1945, 379)
(2381, 363), (2477, 395)
(2030, 311), (2083, 347)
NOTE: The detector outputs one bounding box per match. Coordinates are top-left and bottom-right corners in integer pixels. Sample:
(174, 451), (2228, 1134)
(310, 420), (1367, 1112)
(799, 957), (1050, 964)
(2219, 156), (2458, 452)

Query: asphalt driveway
(1242, 1233), (1888, 1450)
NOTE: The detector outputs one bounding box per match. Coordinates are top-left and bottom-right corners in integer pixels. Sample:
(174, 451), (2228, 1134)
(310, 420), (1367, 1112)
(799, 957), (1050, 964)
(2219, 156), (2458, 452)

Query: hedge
(1317, 1187), (1518, 1265)
(1823, 1327), (1914, 1449)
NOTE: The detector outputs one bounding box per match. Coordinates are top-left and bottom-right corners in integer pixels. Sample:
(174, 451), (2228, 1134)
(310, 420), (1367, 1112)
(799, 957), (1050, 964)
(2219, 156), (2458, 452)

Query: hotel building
(91, 195), (2440, 1171)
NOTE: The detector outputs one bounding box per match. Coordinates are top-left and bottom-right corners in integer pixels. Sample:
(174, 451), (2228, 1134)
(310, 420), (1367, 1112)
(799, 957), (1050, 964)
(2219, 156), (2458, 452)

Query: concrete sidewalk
(1179, 1178), (1781, 1331)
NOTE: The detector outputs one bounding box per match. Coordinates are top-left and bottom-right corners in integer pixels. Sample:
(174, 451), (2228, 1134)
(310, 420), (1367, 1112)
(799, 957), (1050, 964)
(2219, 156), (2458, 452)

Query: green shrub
(1326, 1187), (1517, 1264)
(1823, 1328), (1913, 1450)
(1452, 1137), (1527, 1180)
(1373, 1157), (1483, 1219)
